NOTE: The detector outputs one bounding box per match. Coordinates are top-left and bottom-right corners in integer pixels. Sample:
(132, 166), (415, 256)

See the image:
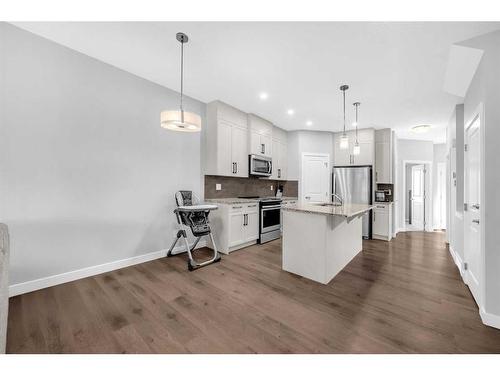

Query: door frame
(464, 102), (485, 308)
(300, 152), (330, 203)
(435, 161), (446, 230)
(402, 160), (433, 232)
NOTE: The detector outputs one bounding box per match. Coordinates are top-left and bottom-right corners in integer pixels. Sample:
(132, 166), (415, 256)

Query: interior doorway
(300, 153), (330, 203)
(403, 161), (432, 232)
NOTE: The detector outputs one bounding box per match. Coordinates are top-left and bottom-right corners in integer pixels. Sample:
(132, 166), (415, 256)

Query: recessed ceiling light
(306, 121), (313, 126)
(259, 92), (268, 100)
(287, 109), (295, 115)
(411, 124), (432, 134)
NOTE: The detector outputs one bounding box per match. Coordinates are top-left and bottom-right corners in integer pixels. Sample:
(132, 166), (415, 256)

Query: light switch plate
(270, 185), (273, 190)
(216, 184), (222, 191)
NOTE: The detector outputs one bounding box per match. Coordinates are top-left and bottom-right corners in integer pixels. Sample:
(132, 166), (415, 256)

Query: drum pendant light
(161, 32), (201, 132)
(352, 102), (361, 155)
(339, 85), (349, 150)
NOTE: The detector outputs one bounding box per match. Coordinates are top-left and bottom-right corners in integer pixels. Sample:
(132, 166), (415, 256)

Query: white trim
(448, 245), (464, 278)
(480, 307), (500, 330)
(9, 240), (206, 297)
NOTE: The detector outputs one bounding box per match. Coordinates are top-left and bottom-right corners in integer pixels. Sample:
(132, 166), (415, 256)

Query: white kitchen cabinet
(374, 128), (393, 184)
(333, 129), (374, 166)
(271, 140), (287, 180)
(372, 203), (393, 241)
(209, 202), (259, 254)
(205, 101), (249, 177)
(248, 114), (273, 157)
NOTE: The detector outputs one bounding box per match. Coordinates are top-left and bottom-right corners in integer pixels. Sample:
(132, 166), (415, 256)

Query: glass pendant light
(339, 85), (349, 149)
(352, 102), (361, 155)
(161, 32), (201, 132)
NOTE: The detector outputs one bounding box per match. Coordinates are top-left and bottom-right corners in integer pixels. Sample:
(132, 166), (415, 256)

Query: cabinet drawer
(244, 203), (259, 213)
(229, 205), (245, 213)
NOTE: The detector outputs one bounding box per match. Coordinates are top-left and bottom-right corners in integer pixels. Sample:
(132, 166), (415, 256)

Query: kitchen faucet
(331, 193), (343, 205)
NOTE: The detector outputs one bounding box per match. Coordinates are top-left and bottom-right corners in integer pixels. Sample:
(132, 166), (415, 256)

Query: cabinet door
(250, 131), (261, 155)
(244, 210), (259, 242)
(334, 140), (351, 166)
(217, 121), (233, 176)
(231, 126), (248, 177)
(375, 142), (390, 183)
(261, 134), (272, 157)
(372, 208), (388, 237)
(228, 211), (245, 247)
(353, 141), (373, 166)
(278, 142), (287, 180)
(271, 139), (280, 179)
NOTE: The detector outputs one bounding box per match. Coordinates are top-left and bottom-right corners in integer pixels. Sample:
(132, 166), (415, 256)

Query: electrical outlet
(216, 183), (222, 191)
(270, 185), (274, 190)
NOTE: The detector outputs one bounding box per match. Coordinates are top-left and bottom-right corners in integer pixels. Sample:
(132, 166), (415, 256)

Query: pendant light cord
(343, 89), (346, 135)
(180, 40), (184, 113)
(355, 103), (359, 142)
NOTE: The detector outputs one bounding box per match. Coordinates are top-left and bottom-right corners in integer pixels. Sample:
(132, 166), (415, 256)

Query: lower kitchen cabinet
(372, 203), (393, 241)
(209, 202), (259, 254)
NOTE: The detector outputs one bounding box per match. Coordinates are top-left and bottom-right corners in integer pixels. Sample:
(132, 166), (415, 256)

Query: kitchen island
(282, 203), (374, 284)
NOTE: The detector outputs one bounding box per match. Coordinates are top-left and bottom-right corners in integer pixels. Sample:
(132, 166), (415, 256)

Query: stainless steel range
(238, 196), (282, 244)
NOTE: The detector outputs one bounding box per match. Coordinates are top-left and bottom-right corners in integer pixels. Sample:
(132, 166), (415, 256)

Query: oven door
(250, 155), (272, 176)
(261, 205), (281, 233)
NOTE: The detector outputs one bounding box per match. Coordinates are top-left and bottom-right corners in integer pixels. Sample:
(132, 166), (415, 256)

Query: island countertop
(282, 203), (374, 219)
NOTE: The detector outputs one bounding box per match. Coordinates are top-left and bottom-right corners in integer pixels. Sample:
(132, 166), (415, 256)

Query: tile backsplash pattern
(205, 175), (298, 199)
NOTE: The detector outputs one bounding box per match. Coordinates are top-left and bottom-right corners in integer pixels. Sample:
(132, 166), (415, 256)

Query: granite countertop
(282, 203), (374, 219)
(205, 197), (298, 205)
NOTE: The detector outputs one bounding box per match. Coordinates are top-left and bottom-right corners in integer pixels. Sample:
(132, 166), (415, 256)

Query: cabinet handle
(232, 162), (236, 174)
(278, 168), (281, 178)
(261, 143), (265, 154)
(235, 162), (238, 174)
(373, 212), (376, 221)
(232, 206), (242, 209)
(375, 171), (378, 181)
(248, 204), (257, 208)
(472, 219), (480, 224)
(244, 214), (248, 226)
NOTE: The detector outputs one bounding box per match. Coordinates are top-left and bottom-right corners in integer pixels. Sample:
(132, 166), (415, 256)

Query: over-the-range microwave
(249, 154), (272, 177)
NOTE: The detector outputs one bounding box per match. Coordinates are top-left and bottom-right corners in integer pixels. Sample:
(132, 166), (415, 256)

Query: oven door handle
(262, 205), (281, 210)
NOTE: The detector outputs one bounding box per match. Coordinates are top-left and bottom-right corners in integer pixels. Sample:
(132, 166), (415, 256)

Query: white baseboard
(480, 307), (500, 330)
(448, 245), (465, 278)
(9, 239), (206, 297)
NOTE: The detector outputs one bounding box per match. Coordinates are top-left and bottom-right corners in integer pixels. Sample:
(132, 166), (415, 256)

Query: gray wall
(0, 23), (206, 286)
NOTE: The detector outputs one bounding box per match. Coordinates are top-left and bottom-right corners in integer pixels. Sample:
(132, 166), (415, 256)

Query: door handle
(472, 204), (480, 210)
(472, 219), (480, 224)
(305, 196), (311, 200)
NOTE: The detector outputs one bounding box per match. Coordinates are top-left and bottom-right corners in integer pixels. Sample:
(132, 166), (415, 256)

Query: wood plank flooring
(7, 231), (500, 353)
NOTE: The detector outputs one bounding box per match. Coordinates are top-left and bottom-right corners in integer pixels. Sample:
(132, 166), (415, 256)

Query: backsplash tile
(204, 175), (298, 199)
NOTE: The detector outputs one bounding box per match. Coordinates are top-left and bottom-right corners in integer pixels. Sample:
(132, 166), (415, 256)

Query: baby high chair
(166, 191), (221, 270)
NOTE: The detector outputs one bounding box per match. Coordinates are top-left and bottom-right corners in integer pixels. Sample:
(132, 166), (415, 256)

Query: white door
(301, 154), (330, 203)
(231, 126), (248, 177)
(436, 162), (446, 229)
(411, 165), (425, 230)
(465, 115), (481, 305)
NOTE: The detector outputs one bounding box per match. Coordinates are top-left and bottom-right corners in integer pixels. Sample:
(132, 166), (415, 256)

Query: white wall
(432, 144), (446, 229)
(0, 24), (206, 288)
(396, 139), (434, 231)
(459, 30), (500, 320)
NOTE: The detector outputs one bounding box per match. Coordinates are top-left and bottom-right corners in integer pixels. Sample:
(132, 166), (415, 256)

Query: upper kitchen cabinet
(248, 114), (273, 157)
(374, 128), (394, 183)
(333, 128), (374, 166)
(271, 126), (287, 180)
(205, 101), (249, 177)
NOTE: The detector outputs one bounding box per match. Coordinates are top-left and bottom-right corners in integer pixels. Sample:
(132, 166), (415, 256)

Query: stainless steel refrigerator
(332, 166), (372, 239)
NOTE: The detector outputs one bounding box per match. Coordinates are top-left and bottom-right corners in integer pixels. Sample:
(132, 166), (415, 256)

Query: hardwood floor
(7, 231), (500, 353)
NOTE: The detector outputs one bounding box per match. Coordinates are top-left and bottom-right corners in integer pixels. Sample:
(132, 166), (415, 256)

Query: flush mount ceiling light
(411, 124), (432, 134)
(339, 85), (349, 150)
(259, 92), (269, 100)
(161, 32), (201, 132)
(306, 120), (313, 126)
(352, 102), (361, 155)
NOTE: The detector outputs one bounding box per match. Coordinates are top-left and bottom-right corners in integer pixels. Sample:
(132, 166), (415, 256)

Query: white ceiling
(13, 22), (500, 143)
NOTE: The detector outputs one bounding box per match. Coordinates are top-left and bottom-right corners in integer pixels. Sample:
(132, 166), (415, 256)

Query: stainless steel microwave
(249, 154), (272, 177)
